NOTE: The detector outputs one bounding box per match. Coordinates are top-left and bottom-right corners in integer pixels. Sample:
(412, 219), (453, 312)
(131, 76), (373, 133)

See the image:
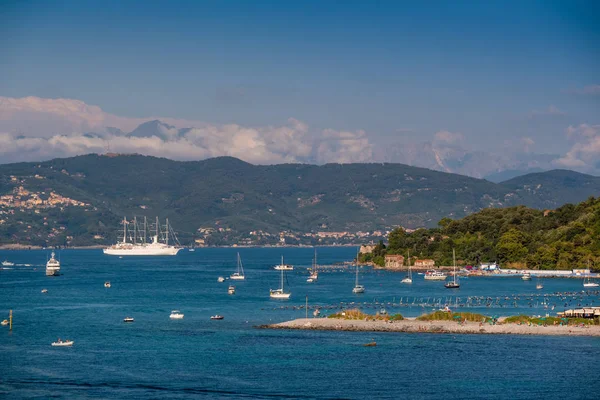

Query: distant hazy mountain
(500, 169), (600, 208)
(0, 154), (598, 246)
(484, 168), (547, 183)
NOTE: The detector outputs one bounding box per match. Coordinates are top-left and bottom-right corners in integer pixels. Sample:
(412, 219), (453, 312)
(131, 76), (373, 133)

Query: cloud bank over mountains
(0, 96), (597, 178)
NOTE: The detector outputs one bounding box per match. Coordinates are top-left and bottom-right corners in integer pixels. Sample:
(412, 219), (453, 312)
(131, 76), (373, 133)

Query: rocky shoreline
(261, 318), (600, 337)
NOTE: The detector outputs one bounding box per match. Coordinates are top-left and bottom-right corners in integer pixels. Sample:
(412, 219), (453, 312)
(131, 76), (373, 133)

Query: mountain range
(0, 154), (599, 246)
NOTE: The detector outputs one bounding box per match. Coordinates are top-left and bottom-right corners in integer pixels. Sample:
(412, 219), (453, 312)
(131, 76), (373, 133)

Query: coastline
(261, 318), (600, 337)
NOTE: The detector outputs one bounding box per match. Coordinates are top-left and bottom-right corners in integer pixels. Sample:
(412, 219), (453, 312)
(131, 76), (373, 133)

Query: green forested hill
(0, 154), (598, 246)
(377, 197), (600, 270)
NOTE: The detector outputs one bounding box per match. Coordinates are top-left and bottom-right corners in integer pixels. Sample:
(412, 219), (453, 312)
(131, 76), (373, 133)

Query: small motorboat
(363, 341), (377, 347)
(104, 281), (111, 288)
(210, 315), (224, 320)
(169, 310), (184, 319)
(52, 339), (74, 347)
(123, 317), (134, 323)
(41, 289), (48, 293)
(1, 260), (14, 267)
(522, 273), (532, 281)
(1, 319), (8, 326)
(228, 285), (235, 295)
(217, 276), (225, 283)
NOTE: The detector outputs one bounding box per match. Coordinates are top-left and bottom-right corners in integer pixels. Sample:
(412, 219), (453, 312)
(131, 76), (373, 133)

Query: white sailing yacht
(583, 260), (598, 287)
(270, 268), (291, 299)
(274, 256), (294, 270)
(307, 249), (318, 282)
(230, 253), (245, 280)
(46, 251), (61, 276)
(401, 250), (412, 284)
(352, 261), (365, 294)
(444, 249), (460, 289)
(536, 274), (544, 289)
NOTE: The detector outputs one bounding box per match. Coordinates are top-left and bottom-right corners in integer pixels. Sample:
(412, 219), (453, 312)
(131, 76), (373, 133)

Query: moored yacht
(270, 268), (291, 299)
(401, 250), (413, 284)
(352, 261), (365, 294)
(1, 260), (14, 267)
(169, 310), (184, 319)
(51, 339), (74, 347)
(522, 273), (532, 281)
(424, 270), (446, 281)
(307, 249), (319, 282)
(103, 217), (182, 256)
(444, 249), (460, 289)
(230, 253), (245, 280)
(46, 252), (60, 276)
(274, 256), (294, 271)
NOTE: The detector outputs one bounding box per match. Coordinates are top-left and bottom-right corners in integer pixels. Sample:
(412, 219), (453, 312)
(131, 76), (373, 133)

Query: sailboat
(230, 253), (245, 280)
(401, 250), (412, 284)
(583, 261), (599, 287)
(352, 259), (365, 294)
(270, 268), (291, 299)
(307, 249), (318, 282)
(536, 274), (544, 289)
(444, 249), (460, 289)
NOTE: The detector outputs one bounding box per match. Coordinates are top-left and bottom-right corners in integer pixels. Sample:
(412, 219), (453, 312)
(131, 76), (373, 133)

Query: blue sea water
(1, 247), (599, 399)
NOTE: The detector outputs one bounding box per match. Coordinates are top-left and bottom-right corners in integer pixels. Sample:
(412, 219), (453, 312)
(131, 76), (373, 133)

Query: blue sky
(0, 1), (599, 174)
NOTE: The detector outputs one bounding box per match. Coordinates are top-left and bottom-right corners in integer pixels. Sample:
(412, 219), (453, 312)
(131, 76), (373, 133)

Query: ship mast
(133, 216), (137, 244)
(166, 218), (170, 246)
(122, 217), (127, 244)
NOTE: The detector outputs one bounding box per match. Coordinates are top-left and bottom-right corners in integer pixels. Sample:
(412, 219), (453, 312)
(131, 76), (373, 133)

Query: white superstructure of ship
(103, 216), (182, 256)
(46, 251), (61, 276)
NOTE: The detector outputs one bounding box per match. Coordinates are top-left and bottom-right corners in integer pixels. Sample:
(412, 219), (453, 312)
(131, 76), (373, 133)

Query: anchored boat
(230, 253), (245, 280)
(270, 268), (291, 299)
(103, 217), (182, 256)
(46, 251), (60, 276)
(51, 339), (73, 347)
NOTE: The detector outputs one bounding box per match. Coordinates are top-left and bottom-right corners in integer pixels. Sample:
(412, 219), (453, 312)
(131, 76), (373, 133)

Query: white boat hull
(270, 292), (291, 299)
(583, 283), (599, 287)
(401, 278), (413, 284)
(424, 276), (446, 281)
(46, 267), (60, 276)
(52, 341), (74, 347)
(103, 245), (181, 256)
(169, 314), (184, 319)
(230, 275), (245, 280)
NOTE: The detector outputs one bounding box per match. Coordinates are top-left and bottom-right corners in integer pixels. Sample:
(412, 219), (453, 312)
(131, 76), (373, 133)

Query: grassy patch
(416, 311), (491, 323)
(327, 308), (403, 321)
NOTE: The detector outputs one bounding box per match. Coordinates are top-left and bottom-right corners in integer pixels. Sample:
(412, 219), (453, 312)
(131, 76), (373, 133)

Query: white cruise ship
(103, 217), (182, 256)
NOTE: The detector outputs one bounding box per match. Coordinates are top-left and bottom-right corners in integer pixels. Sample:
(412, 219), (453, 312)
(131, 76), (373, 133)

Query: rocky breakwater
(261, 317), (600, 337)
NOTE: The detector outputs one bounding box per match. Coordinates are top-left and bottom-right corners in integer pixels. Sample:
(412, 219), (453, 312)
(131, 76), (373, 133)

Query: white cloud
(572, 84), (600, 96)
(527, 105), (566, 119)
(554, 124), (600, 170)
(0, 96), (372, 165)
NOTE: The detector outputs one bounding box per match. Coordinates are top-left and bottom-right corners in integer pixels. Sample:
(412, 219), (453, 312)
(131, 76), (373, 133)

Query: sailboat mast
(453, 248), (457, 284)
(123, 217), (127, 243)
(281, 268), (284, 290)
(155, 216), (159, 243)
(143, 216), (147, 244)
(133, 216), (137, 244)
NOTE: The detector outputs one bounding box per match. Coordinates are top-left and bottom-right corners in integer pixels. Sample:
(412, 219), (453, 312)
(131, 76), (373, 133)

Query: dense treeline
(364, 197), (600, 270)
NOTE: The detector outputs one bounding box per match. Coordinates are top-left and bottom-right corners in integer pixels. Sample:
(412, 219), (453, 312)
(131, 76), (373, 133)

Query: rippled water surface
(1, 248), (599, 399)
